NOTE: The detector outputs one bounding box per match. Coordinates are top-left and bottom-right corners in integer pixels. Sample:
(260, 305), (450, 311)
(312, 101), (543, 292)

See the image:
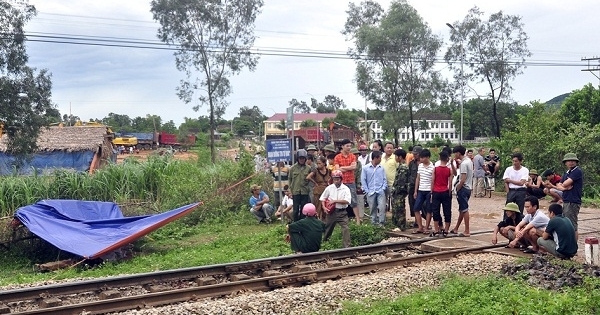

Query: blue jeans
(367, 192), (386, 225)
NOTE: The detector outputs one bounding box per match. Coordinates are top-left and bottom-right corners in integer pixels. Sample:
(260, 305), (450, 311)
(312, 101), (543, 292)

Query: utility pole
(582, 56), (600, 86)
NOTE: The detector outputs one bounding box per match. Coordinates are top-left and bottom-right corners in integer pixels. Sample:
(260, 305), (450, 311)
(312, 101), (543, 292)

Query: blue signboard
(266, 139), (292, 163)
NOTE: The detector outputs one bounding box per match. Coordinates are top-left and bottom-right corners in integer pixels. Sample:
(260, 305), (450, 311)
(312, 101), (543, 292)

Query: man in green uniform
(408, 145), (422, 226)
(352, 147), (364, 218)
(286, 203), (326, 253)
(538, 203), (578, 259)
(392, 149), (409, 230)
(288, 149), (312, 221)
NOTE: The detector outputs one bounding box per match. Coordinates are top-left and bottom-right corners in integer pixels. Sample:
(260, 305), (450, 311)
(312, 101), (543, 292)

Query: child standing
(412, 149), (434, 234)
(430, 151), (454, 236)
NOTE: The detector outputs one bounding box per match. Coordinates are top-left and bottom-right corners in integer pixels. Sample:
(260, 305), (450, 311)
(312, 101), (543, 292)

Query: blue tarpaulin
(15, 200), (200, 259)
(0, 151), (96, 175)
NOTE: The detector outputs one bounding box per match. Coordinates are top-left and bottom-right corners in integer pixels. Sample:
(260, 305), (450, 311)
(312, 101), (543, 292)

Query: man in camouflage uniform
(352, 147), (365, 218)
(392, 149), (409, 230)
(408, 145), (422, 224)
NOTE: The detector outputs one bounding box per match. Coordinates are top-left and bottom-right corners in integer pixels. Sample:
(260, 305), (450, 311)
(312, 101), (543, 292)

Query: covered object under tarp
(15, 200), (200, 259)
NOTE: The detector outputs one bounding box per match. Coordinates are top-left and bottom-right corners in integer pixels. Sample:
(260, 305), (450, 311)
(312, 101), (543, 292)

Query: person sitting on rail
(285, 203), (326, 253)
(320, 170), (352, 248)
(508, 196), (549, 253)
(249, 184), (274, 223)
(491, 202), (524, 245)
(541, 169), (564, 204)
(537, 203), (578, 259)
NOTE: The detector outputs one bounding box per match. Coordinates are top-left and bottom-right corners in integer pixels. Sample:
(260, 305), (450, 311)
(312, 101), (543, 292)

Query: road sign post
(286, 106), (295, 164)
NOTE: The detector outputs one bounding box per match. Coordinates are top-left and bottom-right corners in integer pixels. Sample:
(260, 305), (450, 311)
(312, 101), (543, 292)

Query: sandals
(411, 229), (424, 234)
(449, 230), (458, 235)
(523, 248), (537, 254)
(442, 230), (448, 238)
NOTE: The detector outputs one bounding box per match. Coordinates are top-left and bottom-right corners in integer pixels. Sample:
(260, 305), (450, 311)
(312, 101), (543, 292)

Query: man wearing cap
(320, 170), (352, 248)
(408, 145), (423, 225)
(508, 196), (549, 253)
(556, 153), (583, 238)
(542, 169), (563, 203)
(538, 203), (578, 259)
(491, 202), (524, 245)
(306, 144), (318, 157)
(288, 149), (312, 222)
(392, 149), (410, 230)
(323, 143), (337, 167)
(526, 169), (546, 199)
(249, 184), (274, 223)
(502, 152), (529, 214)
(334, 139), (360, 224)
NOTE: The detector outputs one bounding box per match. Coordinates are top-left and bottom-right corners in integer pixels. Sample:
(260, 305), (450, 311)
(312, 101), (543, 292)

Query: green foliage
(343, 0), (443, 146)
(321, 223), (388, 250)
(560, 83), (600, 126)
(0, 1), (59, 156)
(339, 275), (600, 315)
(300, 119), (317, 128)
(493, 100), (600, 197)
(335, 109), (362, 133)
(151, 0), (264, 163)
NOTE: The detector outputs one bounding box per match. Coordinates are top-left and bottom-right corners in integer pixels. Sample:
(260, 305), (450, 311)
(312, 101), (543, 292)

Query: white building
(398, 113), (458, 143)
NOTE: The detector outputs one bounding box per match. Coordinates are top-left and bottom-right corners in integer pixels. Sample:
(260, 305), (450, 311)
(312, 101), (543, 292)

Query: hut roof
(0, 126), (109, 152)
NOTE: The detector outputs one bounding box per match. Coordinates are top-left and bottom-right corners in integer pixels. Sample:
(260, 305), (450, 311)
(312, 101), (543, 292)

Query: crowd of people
(248, 140), (583, 259)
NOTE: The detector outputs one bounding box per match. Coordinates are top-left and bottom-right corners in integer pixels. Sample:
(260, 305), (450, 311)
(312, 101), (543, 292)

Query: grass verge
(339, 274), (600, 315)
(0, 211), (387, 286)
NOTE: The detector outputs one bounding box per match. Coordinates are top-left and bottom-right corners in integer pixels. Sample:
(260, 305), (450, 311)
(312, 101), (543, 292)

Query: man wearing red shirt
(334, 139), (359, 224)
(542, 169), (563, 203)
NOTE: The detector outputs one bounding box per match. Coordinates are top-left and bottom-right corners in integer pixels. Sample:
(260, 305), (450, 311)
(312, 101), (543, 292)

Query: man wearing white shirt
(503, 152), (529, 214)
(320, 170), (352, 248)
(357, 144), (370, 166)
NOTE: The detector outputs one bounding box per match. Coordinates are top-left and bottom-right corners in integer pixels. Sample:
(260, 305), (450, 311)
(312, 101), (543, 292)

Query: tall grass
(0, 152), (255, 219)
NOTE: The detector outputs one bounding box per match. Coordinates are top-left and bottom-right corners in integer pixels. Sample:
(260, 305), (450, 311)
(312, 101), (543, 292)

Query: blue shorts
(345, 183), (358, 208)
(456, 188), (471, 212)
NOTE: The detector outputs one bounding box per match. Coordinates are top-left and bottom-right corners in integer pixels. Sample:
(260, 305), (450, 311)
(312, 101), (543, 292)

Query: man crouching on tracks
(491, 202), (524, 245)
(321, 170), (352, 248)
(508, 196), (549, 253)
(285, 203), (326, 253)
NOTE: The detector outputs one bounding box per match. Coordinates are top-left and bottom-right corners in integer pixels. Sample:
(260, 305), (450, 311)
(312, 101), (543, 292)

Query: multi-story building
(263, 113), (336, 139)
(398, 113), (458, 143)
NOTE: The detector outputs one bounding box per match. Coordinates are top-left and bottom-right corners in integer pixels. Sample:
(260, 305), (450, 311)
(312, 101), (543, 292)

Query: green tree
(0, 1), (58, 155)
(179, 116), (210, 134)
(445, 7), (531, 138)
(151, 0), (264, 162)
(237, 105), (266, 134)
(300, 119), (317, 127)
(288, 98), (311, 113)
(560, 83), (600, 126)
(101, 113), (133, 133)
(343, 0), (443, 145)
(334, 109), (361, 133)
(131, 114), (162, 132)
(313, 95), (347, 113)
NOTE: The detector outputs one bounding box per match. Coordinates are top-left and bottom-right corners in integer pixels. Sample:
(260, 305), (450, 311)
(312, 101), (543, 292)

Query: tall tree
(560, 83), (600, 126)
(0, 1), (57, 155)
(445, 7), (531, 138)
(101, 113), (133, 133)
(343, 0), (443, 146)
(237, 105), (266, 134)
(151, 0), (264, 162)
(288, 98), (311, 113)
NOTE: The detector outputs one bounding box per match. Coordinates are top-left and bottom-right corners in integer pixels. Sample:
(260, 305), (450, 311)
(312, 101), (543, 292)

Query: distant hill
(545, 92), (571, 109)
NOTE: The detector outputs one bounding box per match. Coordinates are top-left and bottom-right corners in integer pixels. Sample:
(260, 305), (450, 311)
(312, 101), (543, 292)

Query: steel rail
(10, 243), (504, 315)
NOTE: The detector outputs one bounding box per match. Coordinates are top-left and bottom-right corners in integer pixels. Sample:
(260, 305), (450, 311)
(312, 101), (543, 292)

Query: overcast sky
(24, 0), (600, 126)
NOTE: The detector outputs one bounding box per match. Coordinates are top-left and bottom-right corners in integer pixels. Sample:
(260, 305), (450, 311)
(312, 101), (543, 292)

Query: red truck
(158, 132), (196, 151)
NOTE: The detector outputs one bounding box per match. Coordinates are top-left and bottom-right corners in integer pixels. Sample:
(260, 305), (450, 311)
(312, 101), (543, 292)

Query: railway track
(1, 231), (497, 315)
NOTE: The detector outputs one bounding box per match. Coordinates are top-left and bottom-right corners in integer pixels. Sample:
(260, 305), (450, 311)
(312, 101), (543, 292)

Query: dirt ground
(420, 192), (599, 261)
(115, 149), (197, 163)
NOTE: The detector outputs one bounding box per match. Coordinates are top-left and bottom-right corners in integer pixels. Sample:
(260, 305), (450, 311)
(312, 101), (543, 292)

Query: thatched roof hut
(0, 126), (115, 175)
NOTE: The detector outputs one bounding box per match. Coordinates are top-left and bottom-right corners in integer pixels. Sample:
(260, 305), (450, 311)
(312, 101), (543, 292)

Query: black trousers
(292, 194), (310, 222)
